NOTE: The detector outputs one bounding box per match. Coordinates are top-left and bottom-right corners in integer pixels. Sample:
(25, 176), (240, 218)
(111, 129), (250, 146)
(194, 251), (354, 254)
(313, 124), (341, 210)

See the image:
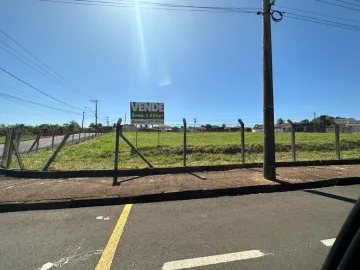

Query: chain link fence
(1, 119), (360, 171)
(0, 126), (110, 170)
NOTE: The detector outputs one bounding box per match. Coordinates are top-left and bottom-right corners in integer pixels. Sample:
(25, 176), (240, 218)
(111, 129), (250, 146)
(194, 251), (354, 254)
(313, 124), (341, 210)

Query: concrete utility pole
(125, 113), (127, 125)
(106, 116), (109, 126)
(194, 118), (197, 132)
(81, 111), (85, 129)
(262, 0), (276, 180)
(90, 100), (98, 127)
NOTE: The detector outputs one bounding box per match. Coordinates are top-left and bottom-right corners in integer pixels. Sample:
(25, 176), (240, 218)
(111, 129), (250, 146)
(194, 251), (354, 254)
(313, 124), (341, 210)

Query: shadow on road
(263, 175), (357, 204)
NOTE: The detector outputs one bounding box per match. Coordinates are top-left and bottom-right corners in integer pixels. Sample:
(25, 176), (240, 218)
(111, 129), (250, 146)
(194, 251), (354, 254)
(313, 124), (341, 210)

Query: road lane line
(321, 238), (336, 247)
(95, 204), (132, 270)
(162, 250), (266, 270)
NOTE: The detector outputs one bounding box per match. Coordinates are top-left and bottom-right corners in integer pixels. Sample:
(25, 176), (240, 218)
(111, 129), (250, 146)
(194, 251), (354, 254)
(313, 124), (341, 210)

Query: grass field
(10, 131), (360, 170)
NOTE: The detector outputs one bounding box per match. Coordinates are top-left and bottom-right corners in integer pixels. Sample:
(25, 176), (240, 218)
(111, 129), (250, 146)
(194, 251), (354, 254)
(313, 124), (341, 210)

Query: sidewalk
(0, 165), (359, 212)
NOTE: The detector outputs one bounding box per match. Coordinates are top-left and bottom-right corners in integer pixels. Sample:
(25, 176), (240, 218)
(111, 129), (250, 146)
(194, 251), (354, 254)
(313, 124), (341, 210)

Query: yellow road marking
(95, 204), (132, 270)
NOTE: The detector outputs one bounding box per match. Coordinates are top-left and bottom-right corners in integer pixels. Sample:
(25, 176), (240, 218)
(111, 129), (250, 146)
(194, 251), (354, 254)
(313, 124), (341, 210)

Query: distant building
(223, 126), (241, 132)
(188, 126), (206, 132)
(152, 125), (173, 132)
(123, 124), (139, 132)
(274, 123), (291, 132)
(252, 125), (263, 133)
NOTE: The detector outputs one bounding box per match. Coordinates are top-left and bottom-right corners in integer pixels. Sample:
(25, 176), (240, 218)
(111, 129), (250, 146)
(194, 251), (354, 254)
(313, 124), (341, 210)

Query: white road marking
(96, 216), (110, 220)
(40, 262), (53, 270)
(162, 250), (266, 270)
(321, 238), (336, 247)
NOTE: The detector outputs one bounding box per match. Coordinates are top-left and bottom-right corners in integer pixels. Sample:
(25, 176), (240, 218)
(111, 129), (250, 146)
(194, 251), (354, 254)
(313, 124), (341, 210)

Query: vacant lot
(10, 131), (360, 170)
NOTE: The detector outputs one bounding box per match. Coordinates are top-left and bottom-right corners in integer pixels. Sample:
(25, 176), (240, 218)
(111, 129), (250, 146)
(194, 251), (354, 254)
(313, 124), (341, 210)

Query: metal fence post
(288, 119), (296, 162)
(334, 123), (341, 160)
(113, 118), (122, 186)
(157, 130), (160, 148)
(238, 119), (245, 165)
(183, 118), (187, 167)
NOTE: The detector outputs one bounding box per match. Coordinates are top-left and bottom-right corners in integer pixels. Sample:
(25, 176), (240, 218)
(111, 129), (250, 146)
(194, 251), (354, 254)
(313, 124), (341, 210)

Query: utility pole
(81, 111), (85, 129)
(125, 113), (127, 125)
(194, 118), (197, 132)
(90, 100), (98, 127)
(106, 116), (109, 126)
(262, 0), (276, 180)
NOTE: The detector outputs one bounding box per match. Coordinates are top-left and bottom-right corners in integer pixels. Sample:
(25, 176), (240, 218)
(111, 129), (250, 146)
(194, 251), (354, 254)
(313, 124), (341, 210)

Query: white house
(252, 125), (263, 132)
(274, 123), (291, 132)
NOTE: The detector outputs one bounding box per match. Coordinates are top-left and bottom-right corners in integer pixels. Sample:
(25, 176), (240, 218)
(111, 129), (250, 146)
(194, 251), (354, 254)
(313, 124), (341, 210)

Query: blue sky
(0, 0), (359, 127)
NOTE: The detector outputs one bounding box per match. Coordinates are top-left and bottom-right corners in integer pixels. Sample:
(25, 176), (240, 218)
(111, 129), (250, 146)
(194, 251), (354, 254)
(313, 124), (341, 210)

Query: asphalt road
(0, 133), (96, 155)
(0, 185), (359, 270)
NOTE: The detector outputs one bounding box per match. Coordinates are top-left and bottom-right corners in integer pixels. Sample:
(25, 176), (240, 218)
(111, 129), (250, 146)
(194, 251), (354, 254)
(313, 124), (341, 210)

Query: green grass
(10, 132), (360, 170)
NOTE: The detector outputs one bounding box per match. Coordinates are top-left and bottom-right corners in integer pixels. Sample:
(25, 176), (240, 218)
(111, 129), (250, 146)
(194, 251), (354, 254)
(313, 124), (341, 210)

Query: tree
(172, 126), (180, 132)
(205, 124), (212, 131)
(69, 120), (80, 128)
(245, 127), (252, 132)
(276, 118), (285, 125)
(300, 119), (310, 124)
(89, 123), (102, 128)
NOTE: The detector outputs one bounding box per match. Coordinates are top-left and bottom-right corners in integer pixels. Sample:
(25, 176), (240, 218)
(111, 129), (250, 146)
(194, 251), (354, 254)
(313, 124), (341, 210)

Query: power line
(0, 67), (83, 111)
(0, 83), (54, 103)
(285, 13), (360, 32)
(0, 92), (81, 115)
(315, 0), (360, 12)
(39, 0), (259, 14)
(335, 0), (360, 7)
(284, 12), (360, 31)
(0, 44), (76, 91)
(275, 4), (360, 24)
(0, 28), (93, 98)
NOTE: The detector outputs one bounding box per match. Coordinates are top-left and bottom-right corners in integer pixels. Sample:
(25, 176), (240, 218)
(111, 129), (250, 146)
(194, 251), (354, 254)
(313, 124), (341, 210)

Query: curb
(1, 177), (360, 213)
(1, 159), (360, 179)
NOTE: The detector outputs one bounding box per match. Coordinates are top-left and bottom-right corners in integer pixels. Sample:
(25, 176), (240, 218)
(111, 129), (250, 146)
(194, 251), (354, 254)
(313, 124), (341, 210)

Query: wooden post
(119, 133), (153, 168)
(72, 133), (74, 145)
(288, 119), (296, 162)
(1, 129), (12, 168)
(42, 133), (70, 171)
(12, 139), (25, 170)
(28, 135), (40, 153)
(113, 118), (122, 186)
(335, 123), (341, 160)
(183, 118), (187, 167)
(51, 133), (55, 148)
(35, 133), (40, 151)
(238, 119), (245, 165)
